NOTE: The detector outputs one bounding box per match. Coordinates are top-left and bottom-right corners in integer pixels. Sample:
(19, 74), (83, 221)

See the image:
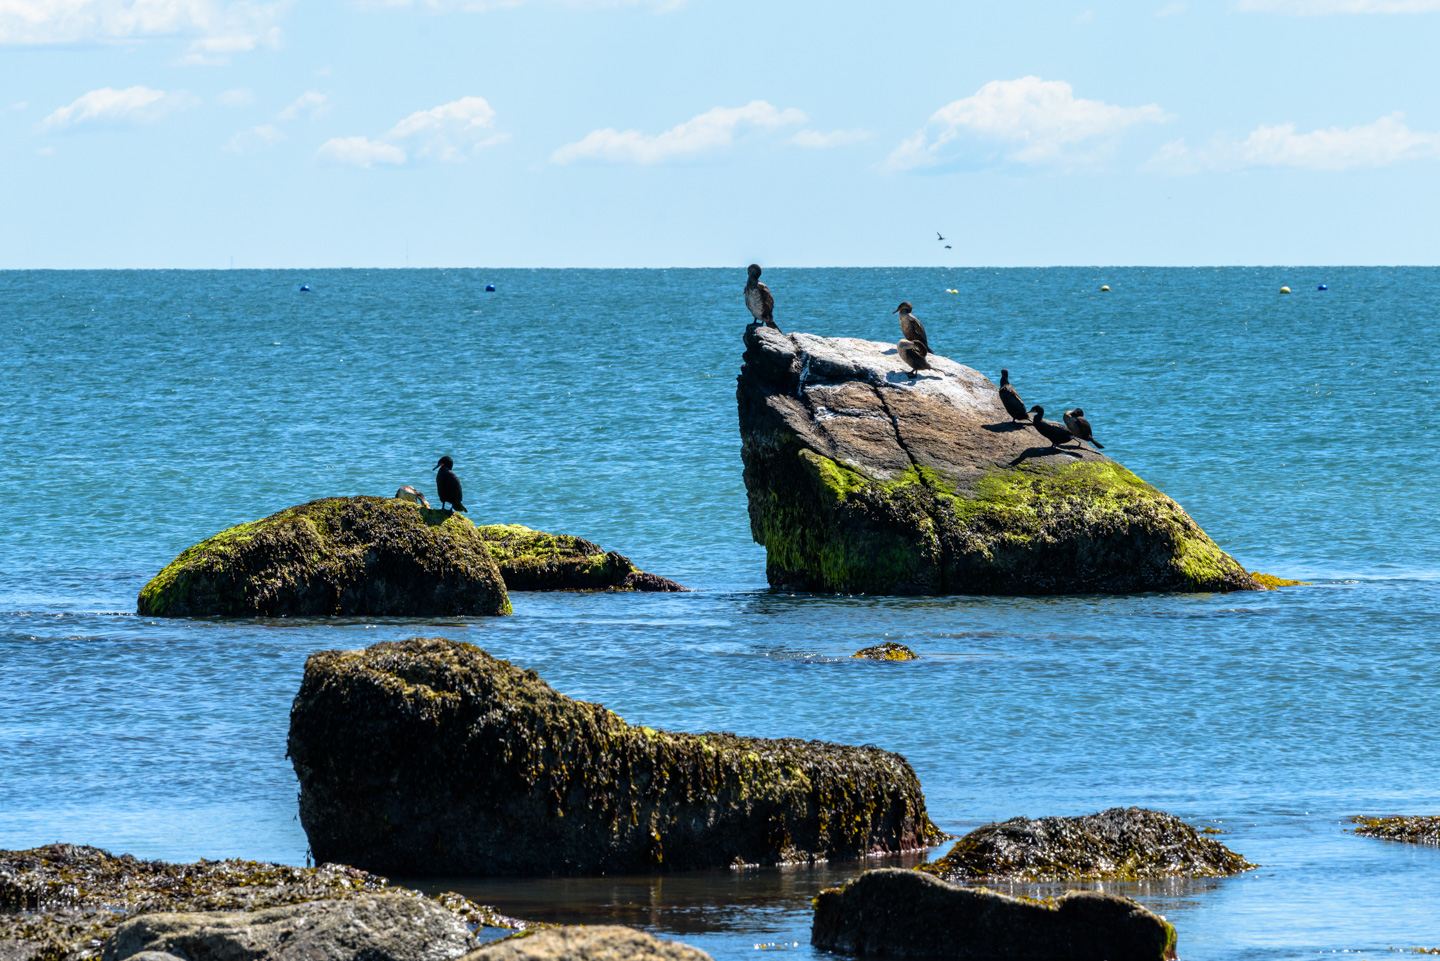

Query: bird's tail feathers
(1091, 441), (1105, 449)
(454, 503), (468, 513)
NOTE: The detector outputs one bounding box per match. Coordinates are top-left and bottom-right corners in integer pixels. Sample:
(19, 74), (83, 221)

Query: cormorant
(432, 456), (467, 512)
(1064, 409), (1105, 449)
(893, 302), (929, 355)
(395, 485), (431, 508)
(897, 339), (931, 380)
(1027, 406), (1074, 449)
(744, 264), (780, 331)
(998, 369), (1029, 423)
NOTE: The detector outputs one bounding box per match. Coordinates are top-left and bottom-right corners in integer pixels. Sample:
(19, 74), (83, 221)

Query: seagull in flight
(944, 245), (952, 249)
(936, 232), (946, 241)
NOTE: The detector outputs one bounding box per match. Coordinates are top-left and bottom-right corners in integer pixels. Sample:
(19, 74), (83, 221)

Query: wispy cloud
(552, 100), (806, 165)
(1149, 112), (1440, 172)
(225, 123), (285, 152)
(42, 86), (195, 129)
(1236, 0), (1440, 12)
(316, 136), (406, 168)
(278, 90), (328, 121)
(886, 77), (1171, 171)
(0, 0), (288, 61)
(316, 95), (504, 167)
(791, 128), (870, 149)
(359, 0), (683, 11)
(217, 88), (255, 106)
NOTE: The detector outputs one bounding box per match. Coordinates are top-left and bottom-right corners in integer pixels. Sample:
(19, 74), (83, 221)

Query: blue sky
(3, 0), (1438, 267)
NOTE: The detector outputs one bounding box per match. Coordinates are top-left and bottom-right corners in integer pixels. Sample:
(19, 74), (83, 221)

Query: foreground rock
(852, 642), (917, 661)
(1350, 815), (1440, 844)
(474, 525), (688, 592)
(737, 325), (1258, 594)
(461, 926), (711, 961)
(920, 807), (1255, 882)
(812, 868), (1177, 960)
(138, 497), (510, 617)
(0, 844), (519, 961)
(288, 637), (945, 875)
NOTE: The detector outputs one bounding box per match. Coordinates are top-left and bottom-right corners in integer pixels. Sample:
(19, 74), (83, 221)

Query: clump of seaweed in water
(852, 641), (918, 661)
(1350, 815), (1440, 845)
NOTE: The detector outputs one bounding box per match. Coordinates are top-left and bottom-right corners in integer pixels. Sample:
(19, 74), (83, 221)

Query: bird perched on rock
(893, 302), (929, 356)
(998, 369), (1029, 423)
(432, 456), (466, 512)
(1027, 406), (1074, 449)
(395, 485), (431, 508)
(897, 339), (932, 380)
(1064, 409), (1105, 449)
(744, 264), (779, 331)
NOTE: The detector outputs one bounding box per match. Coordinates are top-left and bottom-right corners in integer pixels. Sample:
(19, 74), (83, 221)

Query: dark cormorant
(893, 302), (929, 356)
(744, 264), (780, 331)
(897, 339), (931, 379)
(998, 369), (1029, 423)
(1027, 406), (1074, 448)
(432, 456), (467, 512)
(1064, 409), (1105, 449)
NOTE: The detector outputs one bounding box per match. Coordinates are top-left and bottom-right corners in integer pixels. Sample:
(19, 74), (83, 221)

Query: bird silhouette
(936, 232), (945, 241)
(944, 245), (952, 249)
(893, 302), (930, 356)
(432, 456), (467, 512)
(744, 264), (779, 330)
(998, 369), (1029, 423)
(1027, 406), (1074, 449)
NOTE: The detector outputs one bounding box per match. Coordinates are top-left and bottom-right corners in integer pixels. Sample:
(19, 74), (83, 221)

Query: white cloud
(0, 0), (287, 56)
(552, 100), (806, 165)
(278, 90), (328, 121)
(217, 87), (254, 106)
(1073, 8), (1094, 22)
(1237, 0), (1440, 12)
(386, 95), (506, 160)
(316, 136), (406, 167)
(225, 123), (285, 152)
(1149, 112), (1440, 172)
(791, 128), (870, 149)
(41, 86), (194, 129)
(885, 77), (1171, 171)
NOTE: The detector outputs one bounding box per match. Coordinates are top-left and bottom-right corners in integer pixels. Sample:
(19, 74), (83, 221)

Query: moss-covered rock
(918, 807), (1255, 883)
(473, 525), (687, 592)
(852, 642), (917, 661)
(287, 637), (946, 876)
(137, 497), (511, 618)
(1349, 815), (1440, 844)
(1250, 572), (1311, 589)
(737, 326), (1258, 594)
(810, 868), (1178, 960)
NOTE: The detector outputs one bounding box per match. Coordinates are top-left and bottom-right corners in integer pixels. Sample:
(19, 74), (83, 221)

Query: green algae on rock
(737, 326), (1259, 595)
(919, 807), (1255, 883)
(137, 496), (511, 618)
(287, 637), (946, 876)
(1349, 815), (1440, 844)
(852, 642), (917, 661)
(472, 524), (688, 592)
(1250, 572), (1312, 589)
(810, 868), (1178, 960)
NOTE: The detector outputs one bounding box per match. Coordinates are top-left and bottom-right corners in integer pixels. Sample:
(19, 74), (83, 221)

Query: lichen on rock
(137, 496), (511, 618)
(287, 637), (946, 876)
(737, 325), (1258, 595)
(919, 807), (1256, 883)
(472, 524), (687, 592)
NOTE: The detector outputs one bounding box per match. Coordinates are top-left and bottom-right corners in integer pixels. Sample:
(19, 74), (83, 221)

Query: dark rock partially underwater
(1349, 815), (1440, 844)
(852, 642), (917, 661)
(287, 637), (945, 876)
(137, 497), (511, 618)
(0, 843), (520, 961)
(919, 807), (1255, 883)
(737, 325), (1259, 595)
(472, 525), (688, 592)
(810, 868), (1178, 960)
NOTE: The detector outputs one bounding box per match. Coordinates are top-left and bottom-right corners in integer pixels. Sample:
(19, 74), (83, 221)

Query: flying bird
(395, 485), (431, 508)
(944, 245), (952, 249)
(1064, 409), (1105, 449)
(1027, 406), (1075, 449)
(998, 369), (1029, 423)
(744, 264), (780, 331)
(432, 456), (467, 513)
(936, 232), (945, 241)
(893, 302), (929, 356)
(897, 339), (932, 380)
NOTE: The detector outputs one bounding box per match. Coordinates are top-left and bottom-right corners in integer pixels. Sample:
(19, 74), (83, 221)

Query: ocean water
(2, 267), (1439, 961)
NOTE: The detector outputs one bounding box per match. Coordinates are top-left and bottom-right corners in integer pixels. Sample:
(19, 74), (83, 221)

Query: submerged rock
(288, 637), (946, 875)
(0, 843), (520, 961)
(473, 525), (688, 592)
(852, 642), (918, 661)
(1350, 815), (1440, 844)
(811, 868), (1177, 960)
(737, 326), (1258, 595)
(920, 807), (1255, 883)
(138, 497), (511, 618)
(1250, 572), (1311, 589)
(461, 926), (712, 961)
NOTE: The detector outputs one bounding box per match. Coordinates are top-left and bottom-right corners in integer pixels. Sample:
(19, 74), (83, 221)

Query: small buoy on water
(1100, 285), (1110, 292)
(299, 284), (311, 292)
(485, 284), (496, 292)
(1280, 286), (1291, 294)
(1318, 284), (1328, 291)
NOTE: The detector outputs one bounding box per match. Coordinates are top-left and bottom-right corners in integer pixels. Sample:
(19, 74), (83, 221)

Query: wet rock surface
(460, 926), (712, 961)
(288, 637), (946, 876)
(810, 868), (1178, 960)
(0, 844), (520, 961)
(852, 642), (917, 661)
(138, 497), (511, 618)
(736, 324), (1258, 595)
(1350, 815), (1440, 844)
(473, 525), (688, 592)
(919, 807), (1255, 882)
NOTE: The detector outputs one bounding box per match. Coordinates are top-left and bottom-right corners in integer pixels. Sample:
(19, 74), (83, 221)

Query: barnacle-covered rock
(919, 807), (1255, 883)
(811, 868), (1177, 960)
(287, 637), (946, 875)
(473, 525), (687, 592)
(1350, 815), (1440, 844)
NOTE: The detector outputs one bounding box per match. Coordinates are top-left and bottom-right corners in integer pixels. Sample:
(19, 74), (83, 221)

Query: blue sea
(2, 267), (1439, 960)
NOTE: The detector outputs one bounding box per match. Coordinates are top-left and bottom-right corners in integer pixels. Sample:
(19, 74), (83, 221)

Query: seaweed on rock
(1350, 815), (1440, 844)
(472, 524), (688, 592)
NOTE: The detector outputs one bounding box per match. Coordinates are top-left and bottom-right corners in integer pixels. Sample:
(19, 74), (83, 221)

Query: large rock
(920, 807), (1255, 883)
(810, 868), (1177, 960)
(737, 325), (1258, 595)
(473, 525), (688, 592)
(138, 497), (511, 617)
(288, 637), (945, 875)
(460, 926), (711, 961)
(102, 894), (472, 961)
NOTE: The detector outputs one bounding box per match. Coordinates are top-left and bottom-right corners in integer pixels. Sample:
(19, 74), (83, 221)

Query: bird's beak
(891, 307), (899, 314)
(431, 462), (440, 471)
